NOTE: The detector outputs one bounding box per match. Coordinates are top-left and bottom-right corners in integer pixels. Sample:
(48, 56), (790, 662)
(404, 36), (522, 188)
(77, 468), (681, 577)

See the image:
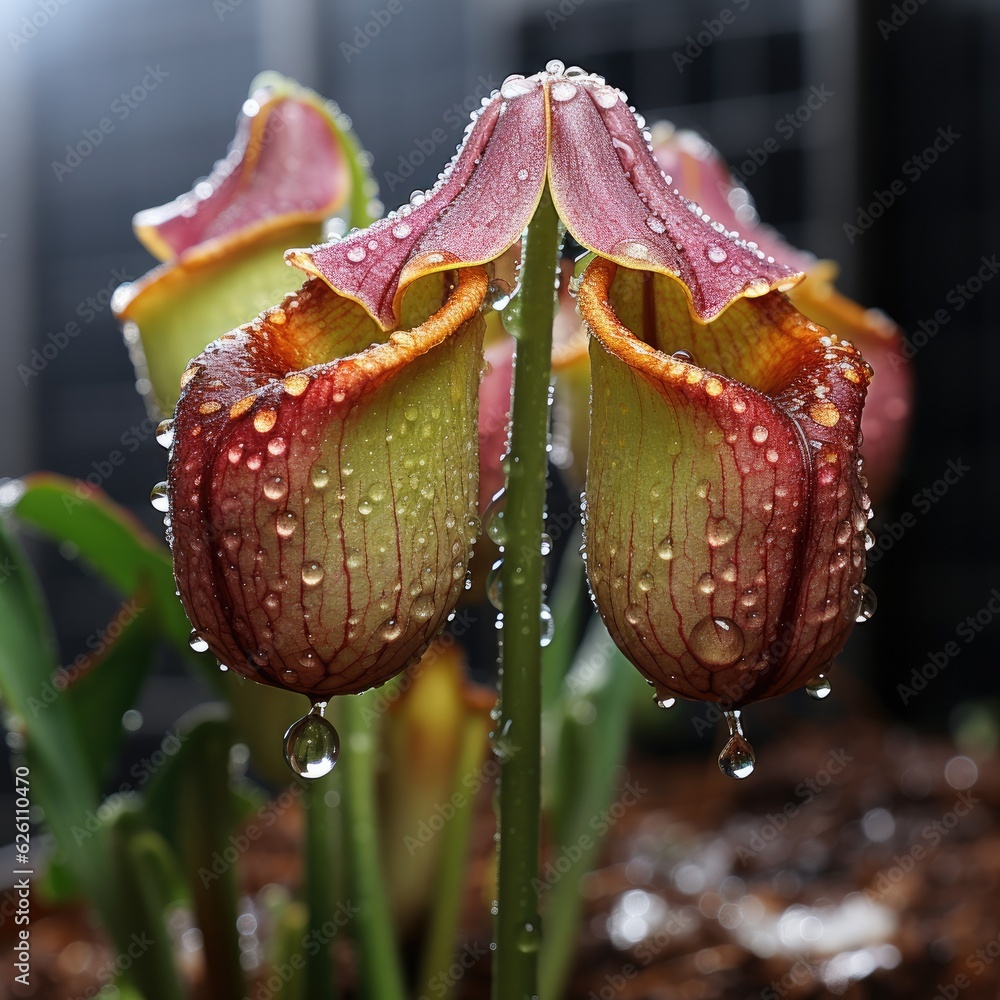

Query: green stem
(417, 714), (488, 999)
(304, 779), (338, 1000)
(494, 185), (562, 1000)
(340, 692), (406, 1000)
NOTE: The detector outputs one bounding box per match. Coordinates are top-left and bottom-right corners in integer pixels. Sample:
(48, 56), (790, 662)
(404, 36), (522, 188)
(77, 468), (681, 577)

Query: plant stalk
(493, 184), (562, 1000)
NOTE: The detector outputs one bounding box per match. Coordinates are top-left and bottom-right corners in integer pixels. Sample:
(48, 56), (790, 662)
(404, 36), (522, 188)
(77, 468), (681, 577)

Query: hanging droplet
(484, 489), (507, 546)
(671, 349), (695, 365)
(487, 559), (504, 610)
(149, 481), (169, 512)
(155, 418), (174, 449)
(539, 603), (554, 647)
(718, 710), (755, 779)
(188, 629), (209, 653)
(654, 695), (676, 710)
(854, 583), (877, 622)
(487, 279), (513, 311)
(806, 674), (832, 700)
(283, 702), (340, 779)
(540, 532), (553, 557)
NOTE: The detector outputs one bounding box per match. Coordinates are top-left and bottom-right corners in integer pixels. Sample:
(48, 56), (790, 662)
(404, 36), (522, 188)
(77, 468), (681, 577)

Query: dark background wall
(0, 0), (995, 760)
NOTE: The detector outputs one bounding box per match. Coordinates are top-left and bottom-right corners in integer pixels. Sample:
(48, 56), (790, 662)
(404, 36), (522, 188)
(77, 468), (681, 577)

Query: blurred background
(0, 0), (997, 992)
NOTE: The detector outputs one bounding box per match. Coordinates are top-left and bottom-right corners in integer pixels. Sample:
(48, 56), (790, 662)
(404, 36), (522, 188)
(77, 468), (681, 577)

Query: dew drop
(671, 349), (694, 364)
(751, 425), (769, 444)
(517, 168), (529, 181)
(263, 477), (287, 501)
(392, 221), (412, 239)
(347, 245), (366, 263)
(516, 922), (542, 955)
(253, 409), (277, 434)
(719, 710), (755, 779)
(188, 630), (209, 653)
(267, 437), (287, 456)
(155, 419), (174, 449)
(484, 489), (507, 546)
(276, 511), (297, 538)
(283, 703), (339, 779)
(657, 536), (674, 561)
(707, 246), (728, 264)
(487, 559), (504, 610)
(540, 532), (553, 557)
(149, 481), (169, 512)
(854, 583), (877, 622)
(311, 466), (330, 490)
(638, 571), (655, 592)
(412, 594), (435, 622)
(743, 278), (771, 298)
(864, 528), (876, 551)
(806, 674), (832, 700)
(615, 239), (649, 261)
(540, 604), (555, 647)
(645, 215), (666, 234)
(358, 497), (374, 516)
(302, 561), (325, 586)
(655, 695), (676, 710)
(689, 616), (744, 667)
(706, 517), (735, 547)
(379, 617), (404, 642)
(592, 85), (620, 108)
(697, 572), (716, 595)
(625, 603), (643, 625)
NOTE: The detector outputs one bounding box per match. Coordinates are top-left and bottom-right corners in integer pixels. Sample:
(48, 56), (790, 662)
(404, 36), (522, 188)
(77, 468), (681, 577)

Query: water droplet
(751, 425), (769, 444)
(646, 215), (666, 234)
(347, 245), (366, 263)
(267, 437), (287, 456)
(592, 85), (620, 108)
(149, 482), (169, 512)
(188, 630), (209, 653)
(516, 168), (529, 181)
(540, 604), (554, 647)
(550, 81), (578, 102)
(707, 246), (728, 264)
(302, 561), (325, 586)
(689, 616), (744, 667)
(697, 572), (716, 595)
(638, 571), (655, 593)
(614, 240), (649, 261)
(625, 603), (643, 625)
(806, 674), (832, 700)
(487, 559), (504, 610)
(283, 704), (340, 779)
(412, 594), (435, 622)
(392, 221), (412, 239)
(263, 477), (287, 501)
(706, 517), (735, 547)
(657, 536), (674, 560)
(311, 466), (330, 489)
(487, 279), (513, 311)
(485, 489), (507, 546)
(253, 409), (277, 434)
(516, 922), (541, 954)
(540, 532), (553, 557)
(655, 695), (676, 710)
(276, 511), (297, 538)
(379, 617), (404, 642)
(155, 419), (174, 449)
(671, 349), (694, 365)
(743, 278), (770, 298)
(854, 583), (877, 622)
(719, 710), (755, 779)
(358, 497), (374, 516)
(864, 528), (876, 551)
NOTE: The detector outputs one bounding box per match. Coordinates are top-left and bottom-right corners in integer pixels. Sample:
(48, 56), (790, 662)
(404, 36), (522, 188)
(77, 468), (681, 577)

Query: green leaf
(12, 474), (205, 667)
